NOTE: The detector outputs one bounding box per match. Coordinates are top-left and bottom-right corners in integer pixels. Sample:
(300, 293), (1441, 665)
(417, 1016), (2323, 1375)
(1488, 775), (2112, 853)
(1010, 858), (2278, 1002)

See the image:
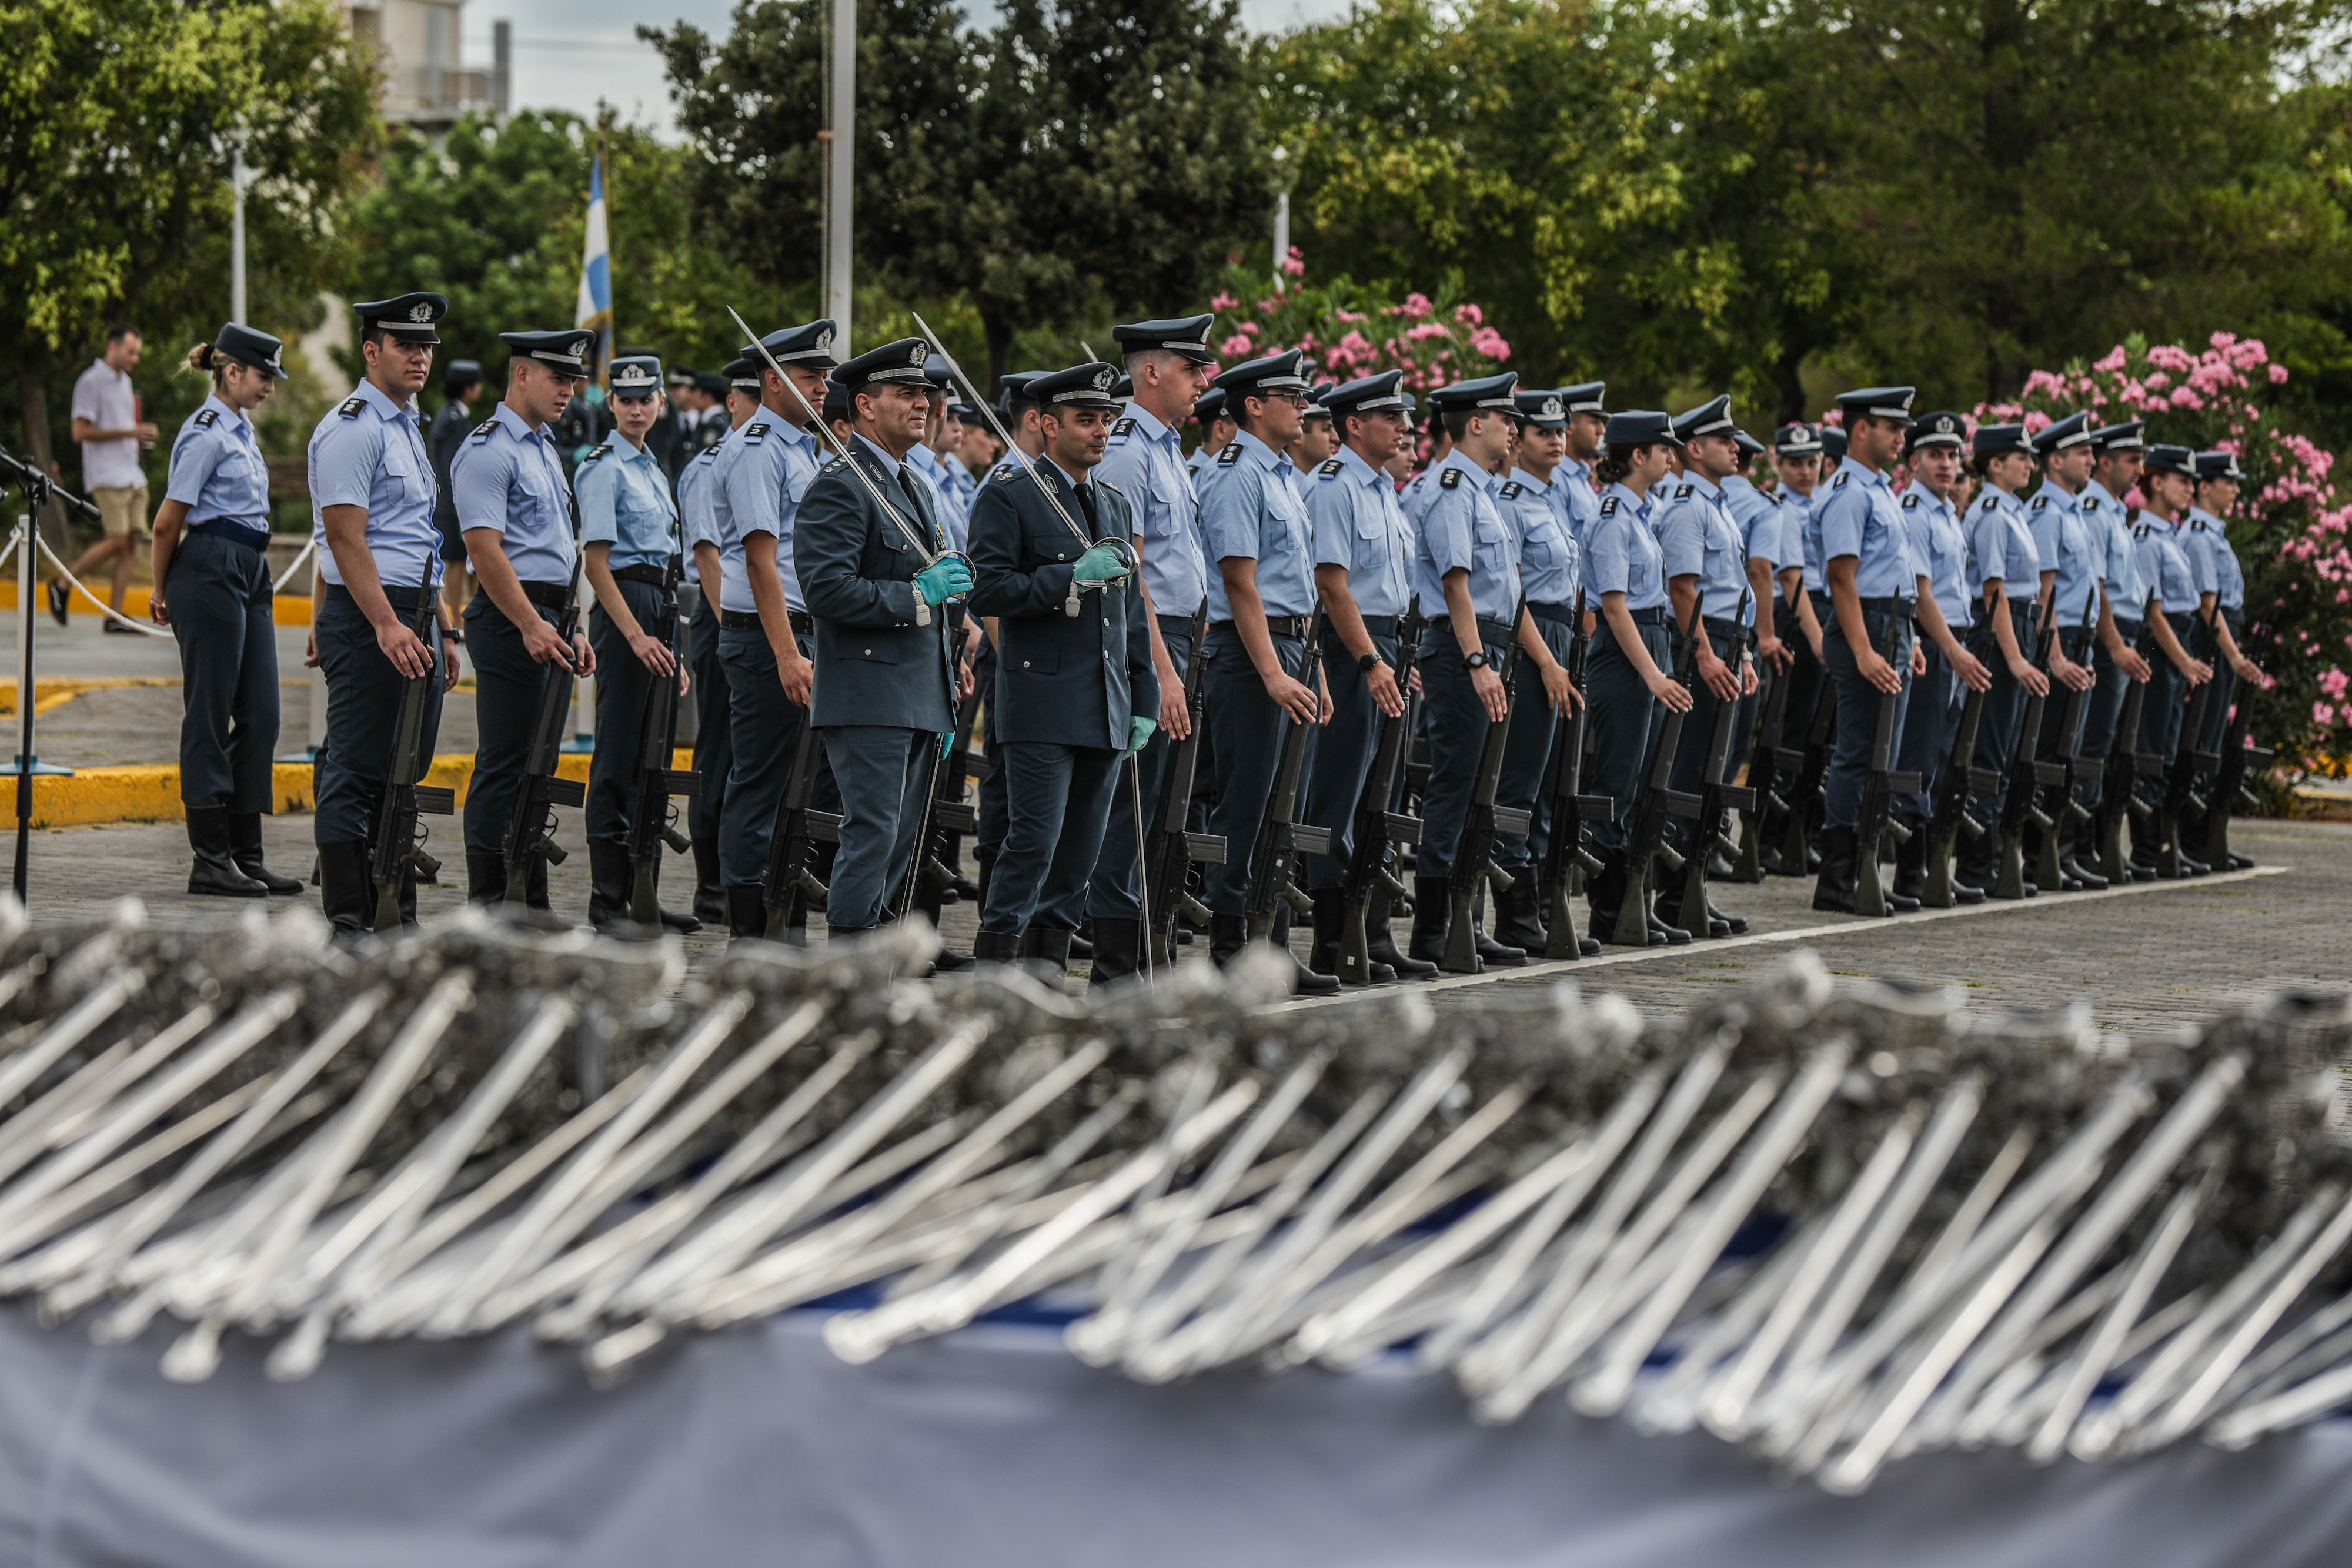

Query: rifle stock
(1993, 606), (2055, 900)
(2033, 599), (2103, 895)
(1439, 602), (1532, 974)
(1335, 602), (1426, 986)
(503, 560), (589, 907)
(1852, 602), (1923, 919)
(1539, 593), (1613, 960)
(1673, 594), (1758, 934)
(761, 722), (840, 940)
(368, 560), (456, 932)
(1611, 604), (1701, 949)
(1777, 664), (1836, 874)
(1243, 610), (1333, 945)
(2158, 607), (2223, 878)
(2091, 611), (2162, 885)
(1920, 622), (1997, 908)
(1732, 625), (1793, 883)
(2199, 671), (2271, 869)
(625, 559), (701, 928)
(1145, 609), (1222, 967)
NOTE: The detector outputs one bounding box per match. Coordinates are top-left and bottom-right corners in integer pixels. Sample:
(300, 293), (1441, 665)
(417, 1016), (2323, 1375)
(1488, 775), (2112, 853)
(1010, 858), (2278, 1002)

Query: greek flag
(574, 148), (612, 385)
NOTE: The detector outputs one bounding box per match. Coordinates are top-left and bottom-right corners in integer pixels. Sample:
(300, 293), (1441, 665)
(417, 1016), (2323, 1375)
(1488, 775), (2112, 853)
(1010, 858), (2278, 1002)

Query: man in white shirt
(64, 325), (157, 627)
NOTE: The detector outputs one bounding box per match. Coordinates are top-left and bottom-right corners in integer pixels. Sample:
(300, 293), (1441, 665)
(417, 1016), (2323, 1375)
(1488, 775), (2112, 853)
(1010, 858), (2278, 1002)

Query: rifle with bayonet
(1440, 601), (1534, 974)
(1993, 607), (2059, 901)
(1672, 590), (1758, 935)
(1920, 620), (2000, 908)
(2091, 608), (2163, 885)
(2158, 606), (2223, 878)
(624, 557), (700, 928)
(369, 558), (457, 932)
(503, 556), (589, 908)
(1244, 609), (1335, 947)
(1539, 591), (1615, 959)
(1145, 608), (1223, 968)
(2032, 596), (2103, 895)
(1850, 603), (1924, 918)
(2199, 665), (2271, 871)
(1611, 600), (1703, 948)
(1335, 599), (1427, 985)
(1775, 663), (1836, 875)
(761, 721), (840, 940)
(1733, 612), (1793, 883)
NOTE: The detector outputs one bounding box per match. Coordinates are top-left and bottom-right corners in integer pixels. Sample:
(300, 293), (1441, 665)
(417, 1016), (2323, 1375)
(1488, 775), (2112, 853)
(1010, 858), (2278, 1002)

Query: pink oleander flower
(2315, 701), (2339, 729)
(1405, 321), (1448, 342)
(2211, 330), (2239, 350)
(1398, 293), (1435, 320)
(1219, 335), (1254, 357)
(1469, 327), (1510, 359)
(1281, 246), (1306, 278)
(2093, 346), (2129, 373)
(2171, 388), (2206, 410)
(1457, 303), (1484, 326)
(2270, 362), (2291, 384)
(1210, 293), (1240, 312)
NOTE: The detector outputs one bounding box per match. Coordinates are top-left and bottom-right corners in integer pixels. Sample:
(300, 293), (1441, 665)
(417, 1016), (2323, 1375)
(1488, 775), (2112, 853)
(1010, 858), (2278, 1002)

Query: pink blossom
(1398, 293), (1435, 320)
(1219, 335), (1254, 357)
(2210, 331), (2239, 350)
(1468, 327), (1510, 360)
(1405, 322), (1448, 342)
(1209, 293), (1239, 312)
(1281, 246), (1306, 278)
(2143, 371), (2170, 390)
(1456, 303), (1484, 326)
(2023, 410), (2053, 435)
(2269, 362), (2291, 384)
(1332, 309), (1365, 325)
(2315, 701), (2339, 729)
(2171, 388), (2205, 410)
(2093, 346), (2129, 373)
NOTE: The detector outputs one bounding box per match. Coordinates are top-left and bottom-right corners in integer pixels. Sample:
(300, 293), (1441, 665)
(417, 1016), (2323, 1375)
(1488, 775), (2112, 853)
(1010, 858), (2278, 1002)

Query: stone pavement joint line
(1272, 864), (2293, 1012)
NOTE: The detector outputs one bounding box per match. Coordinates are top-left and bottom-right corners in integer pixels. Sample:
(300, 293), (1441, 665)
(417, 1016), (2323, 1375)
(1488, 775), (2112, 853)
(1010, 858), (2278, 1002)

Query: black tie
(896, 467), (937, 550)
(1073, 481), (1100, 540)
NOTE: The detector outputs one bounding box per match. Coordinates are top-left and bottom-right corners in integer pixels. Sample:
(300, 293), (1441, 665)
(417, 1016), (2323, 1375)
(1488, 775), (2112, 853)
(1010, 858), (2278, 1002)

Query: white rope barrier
(32, 536), (171, 638)
(270, 535), (318, 597)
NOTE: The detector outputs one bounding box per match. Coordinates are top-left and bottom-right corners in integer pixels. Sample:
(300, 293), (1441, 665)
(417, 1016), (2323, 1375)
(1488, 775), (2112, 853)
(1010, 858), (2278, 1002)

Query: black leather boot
(1018, 927), (1073, 987)
(225, 812), (303, 895)
(316, 840), (373, 940)
(466, 850), (505, 907)
(185, 807), (268, 898)
(1469, 885), (1526, 967)
(1812, 826), (1859, 913)
(1208, 913), (1249, 967)
(691, 837), (726, 925)
(587, 841), (633, 932)
(1268, 904), (1340, 993)
(1588, 858), (1658, 947)
(726, 884), (767, 942)
(2059, 818), (2107, 890)
(1406, 875), (1451, 965)
(1892, 828), (1927, 902)
(1366, 888), (1435, 978)
(1955, 824), (1995, 901)
(1489, 876), (1546, 955)
(1307, 890), (1345, 977)
(1086, 917), (1143, 988)
(973, 928), (1021, 966)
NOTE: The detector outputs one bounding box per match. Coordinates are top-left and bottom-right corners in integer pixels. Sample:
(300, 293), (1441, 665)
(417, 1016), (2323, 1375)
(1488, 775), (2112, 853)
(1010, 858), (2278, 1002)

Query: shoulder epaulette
(1599, 496), (1620, 517)
(192, 408), (219, 430)
(470, 418), (499, 441)
(1317, 459), (1344, 478)
(822, 457), (848, 476)
(1498, 481), (1524, 499)
(2031, 495), (2049, 511)
(1097, 479), (1124, 499)
(580, 443), (612, 464)
(743, 423), (769, 444)
(1216, 444), (1242, 467)
(1831, 472), (1850, 489)
(693, 446), (720, 465)
(1111, 417), (1134, 438)
(2082, 495), (2101, 512)
(338, 397), (366, 420)
(2132, 520), (2149, 539)
(1439, 467), (1462, 490)
(1901, 492), (1919, 509)
(1673, 483), (1693, 499)
(1979, 496), (1997, 512)
(2190, 516), (2207, 531)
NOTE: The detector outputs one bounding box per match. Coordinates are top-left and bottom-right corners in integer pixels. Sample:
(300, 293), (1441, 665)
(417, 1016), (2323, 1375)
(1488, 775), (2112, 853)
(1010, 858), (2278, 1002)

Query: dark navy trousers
(1199, 624), (1307, 917)
(585, 577), (668, 845)
(985, 743), (1122, 935)
(167, 529), (279, 812)
(686, 591), (731, 845)
(1821, 603), (1912, 832)
(1298, 624), (1398, 892)
(314, 586), (445, 847)
(1090, 625), (1194, 918)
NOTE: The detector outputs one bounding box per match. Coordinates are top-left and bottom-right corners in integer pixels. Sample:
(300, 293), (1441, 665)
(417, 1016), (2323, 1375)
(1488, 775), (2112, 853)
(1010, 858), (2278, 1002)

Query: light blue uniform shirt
(166, 394), (269, 542)
(2078, 479), (2146, 613)
(907, 443), (967, 552)
(1721, 474), (1780, 569)
(1200, 430), (1316, 622)
(676, 441), (724, 586)
(1099, 403), (1207, 616)
(1815, 456), (1917, 599)
(1555, 457), (1602, 546)
(1899, 485), (1971, 629)
(1412, 450), (1521, 623)
(710, 407), (821, 616)
(1785, 489), (1822, 591)
(1309, 446), (1414, 618)
(2186, 507), (2243, 606)
(449, 402), (576, 584)
(1655, 472), (1747, 619)
(1583, 484), (1668, 612)
(2134, 513), (2199, 616)
(2029, 483), (2101, 627)
(308, 377), (442, 591)
(575, 434), (679, 571)
(1967, 488), (2041, 602)
(1498, 467), (1578, 609)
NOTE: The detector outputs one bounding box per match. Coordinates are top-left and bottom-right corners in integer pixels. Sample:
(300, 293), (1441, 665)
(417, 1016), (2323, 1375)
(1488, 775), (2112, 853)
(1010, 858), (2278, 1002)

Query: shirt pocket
(1014, 649), (1060, 675)
(379, 431), (429, 505)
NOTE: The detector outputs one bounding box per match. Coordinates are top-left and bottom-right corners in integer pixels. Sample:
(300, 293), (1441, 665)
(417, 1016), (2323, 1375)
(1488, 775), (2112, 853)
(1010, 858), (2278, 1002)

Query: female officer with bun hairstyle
(151, 322), (299, 900)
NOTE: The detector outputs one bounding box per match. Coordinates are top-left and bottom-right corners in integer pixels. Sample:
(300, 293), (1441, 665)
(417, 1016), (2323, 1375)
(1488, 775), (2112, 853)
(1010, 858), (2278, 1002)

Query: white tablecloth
(2, 1303), (2349, 1567)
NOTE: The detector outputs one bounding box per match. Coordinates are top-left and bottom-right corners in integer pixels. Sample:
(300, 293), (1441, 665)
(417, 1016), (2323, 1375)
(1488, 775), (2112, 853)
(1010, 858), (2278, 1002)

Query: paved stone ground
(10, 807), (2341, 1038)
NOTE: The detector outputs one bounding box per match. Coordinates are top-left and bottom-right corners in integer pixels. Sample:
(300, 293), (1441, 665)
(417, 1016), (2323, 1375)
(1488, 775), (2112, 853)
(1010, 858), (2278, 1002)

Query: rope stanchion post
(9, 520), (75, 904)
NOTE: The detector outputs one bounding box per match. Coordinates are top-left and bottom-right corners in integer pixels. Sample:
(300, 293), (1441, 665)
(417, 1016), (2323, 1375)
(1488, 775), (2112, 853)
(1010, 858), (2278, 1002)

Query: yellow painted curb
(0, 583), (314, 627)
(9, 749), (695, 828)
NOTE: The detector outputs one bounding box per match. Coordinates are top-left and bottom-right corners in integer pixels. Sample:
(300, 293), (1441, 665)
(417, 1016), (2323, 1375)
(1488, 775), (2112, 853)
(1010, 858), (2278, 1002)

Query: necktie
(1073, 480), (1100, 540)
(897, 469), (937, 550)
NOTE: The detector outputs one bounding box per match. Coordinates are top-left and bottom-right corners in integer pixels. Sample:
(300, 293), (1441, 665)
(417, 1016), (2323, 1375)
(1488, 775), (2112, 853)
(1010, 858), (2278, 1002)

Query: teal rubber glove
(1073, 542), (1134, 586)
(1123, 716), (1157, 756)
(916, 556), (973, 606)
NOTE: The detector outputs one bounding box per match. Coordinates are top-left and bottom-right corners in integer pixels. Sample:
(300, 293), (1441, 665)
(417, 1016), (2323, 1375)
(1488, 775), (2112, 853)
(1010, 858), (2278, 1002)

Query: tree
(0, 0), (376, 523)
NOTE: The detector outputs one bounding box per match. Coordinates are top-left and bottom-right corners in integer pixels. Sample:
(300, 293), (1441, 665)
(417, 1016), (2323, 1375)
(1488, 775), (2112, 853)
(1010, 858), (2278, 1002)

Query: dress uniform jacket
(795, 439), (958, 734)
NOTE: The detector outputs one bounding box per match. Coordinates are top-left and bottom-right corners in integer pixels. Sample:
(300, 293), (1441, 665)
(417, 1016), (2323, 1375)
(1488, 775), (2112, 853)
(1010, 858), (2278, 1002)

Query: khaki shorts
(92, 486), (149, 539)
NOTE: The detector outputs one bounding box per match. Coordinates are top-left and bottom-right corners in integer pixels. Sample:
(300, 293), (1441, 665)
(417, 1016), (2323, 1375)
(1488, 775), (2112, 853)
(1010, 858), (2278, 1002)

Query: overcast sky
(468, 0), (1355, 132)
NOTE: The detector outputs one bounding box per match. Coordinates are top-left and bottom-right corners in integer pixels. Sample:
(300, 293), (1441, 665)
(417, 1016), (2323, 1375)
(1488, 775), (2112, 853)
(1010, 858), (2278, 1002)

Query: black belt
(186, 520), (268, 552)
(1211, 614), (1311, 640)
(1625, 606), (1668, 627)
(1860, 596), (1911, 614)
(721, 607), (812, 634)
(2165, 610), (2194, 635)
(517, 580), (573, 610)
(2113, 615), (2143, 637)
(611, 563), (673, 587)
(1156, 609), (1206, 643)
(1528, 601), (1578, 627)
(2221, 605), (2245, 630)
(1475, 617), (1516, 645)
(1700, 614), (1744, 639)
(327, 582), (430, 613)
(1356, 614), (1399, 636)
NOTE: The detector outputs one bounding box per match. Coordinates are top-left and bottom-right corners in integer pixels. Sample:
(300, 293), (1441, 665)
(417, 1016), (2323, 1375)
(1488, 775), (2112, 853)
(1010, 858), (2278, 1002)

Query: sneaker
(45, 579), (67, 626)
(102, 617), (142, 634)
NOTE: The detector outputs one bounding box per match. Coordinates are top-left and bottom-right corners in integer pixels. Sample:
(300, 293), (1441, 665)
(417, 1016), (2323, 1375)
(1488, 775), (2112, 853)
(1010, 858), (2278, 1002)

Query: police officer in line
(151, 322), (297, 898)
(1554, 382), (1608, 545)
(708, 321), (837, 940)
(1890, 413), (1994, 902)
(1810, 386), (1920, 915)
(2024, 411), (2113, 891)
(975, 373), (1050, 499)
(1294, 369), (1427, 981)
(429, 358), (484, 627)
(1291, 382), (1339, 476)
(1651, 394), (1756, 938)
(1406, 371), (1561, 969)
(1959, 422), (2052, 897)
(1186, 387), (1235, 479)
(1194, 349), (1334, 990)
(1719, 429), (1785, 796)
(2073, 422), (2154, 871)
(2127, 444), (2217, 870)
(576, 353), (700, 933)
(909, 356), (970, 550)
(795, 338), (970, 947)
(906, 355), (985, 918)
(307, 293), (463, 937)
(1085, 314), (1220, 984)
(1578, 410), (1693, 943)
(1484, 386), (1586, 956)
(674, 356), (761, 925)
(966, 362), (1156, 978)
(1766, 420), (1833, 872)
(449, 329), (600, 910)
(2187, 450), (2264, 856)
(963, 369), (1047, 917)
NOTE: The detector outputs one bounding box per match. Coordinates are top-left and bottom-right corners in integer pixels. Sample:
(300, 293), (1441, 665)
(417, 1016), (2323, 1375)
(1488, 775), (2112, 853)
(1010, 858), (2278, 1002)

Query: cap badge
(409, 302), (433, 323)
(815, 329), (834, 353)
(1094, 369), (1114, 390)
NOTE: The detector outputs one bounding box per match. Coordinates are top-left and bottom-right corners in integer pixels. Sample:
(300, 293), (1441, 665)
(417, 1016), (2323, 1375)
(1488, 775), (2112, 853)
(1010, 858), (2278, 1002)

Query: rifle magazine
(413, 786), (457, 816)
(1381, 811), (1424, 845)
(1491, 807), (1533, 838)
(546, 778), (587, 809)
(1184, 832), (1228, 865)
(663, 770), (700, 797)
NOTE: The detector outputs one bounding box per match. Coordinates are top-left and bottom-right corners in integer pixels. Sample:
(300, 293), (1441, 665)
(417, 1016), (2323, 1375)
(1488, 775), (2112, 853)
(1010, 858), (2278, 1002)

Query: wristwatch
(1464, 650), (1489, 671)
(1358, 651), (1380, 674)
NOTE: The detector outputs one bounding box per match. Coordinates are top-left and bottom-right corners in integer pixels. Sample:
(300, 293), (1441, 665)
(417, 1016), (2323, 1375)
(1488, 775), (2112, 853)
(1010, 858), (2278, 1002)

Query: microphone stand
(0, 447), (97, 904)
